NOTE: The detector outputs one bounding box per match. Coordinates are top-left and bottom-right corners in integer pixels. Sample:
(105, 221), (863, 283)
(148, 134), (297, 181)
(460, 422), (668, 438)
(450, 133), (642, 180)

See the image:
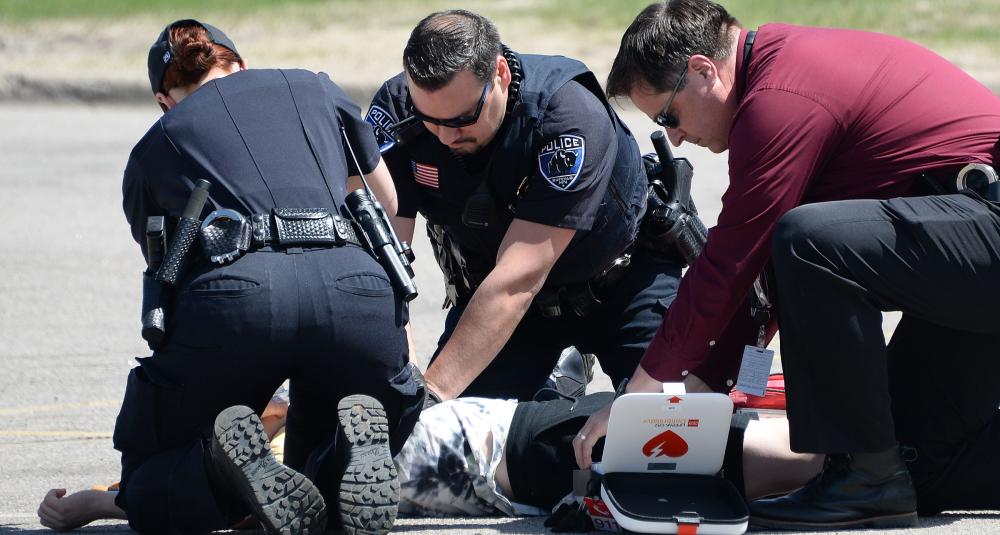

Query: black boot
(535, 347), (596, 401)
(335, 394), (400, 535)
(209, 405), (327, 535)
(750, 446), (917, 530)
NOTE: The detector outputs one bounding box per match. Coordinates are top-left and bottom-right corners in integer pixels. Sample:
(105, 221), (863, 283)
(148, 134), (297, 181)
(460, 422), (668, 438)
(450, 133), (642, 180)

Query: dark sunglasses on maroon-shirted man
(654, 66), (687, 129)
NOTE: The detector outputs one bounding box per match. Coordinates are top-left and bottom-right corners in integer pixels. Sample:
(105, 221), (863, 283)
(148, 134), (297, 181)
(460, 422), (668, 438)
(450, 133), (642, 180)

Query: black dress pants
(112, 245), (423, 534)
(771, 193), (1000, 509)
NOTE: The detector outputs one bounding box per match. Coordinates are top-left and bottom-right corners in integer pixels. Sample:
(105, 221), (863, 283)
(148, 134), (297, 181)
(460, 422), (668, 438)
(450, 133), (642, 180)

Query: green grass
(4, 0), (997, 42)
(0, 0), (329, 21)
(2, 0), (997, 57)
(532, 0), (1000, 49)
(733, 0), (999, 47)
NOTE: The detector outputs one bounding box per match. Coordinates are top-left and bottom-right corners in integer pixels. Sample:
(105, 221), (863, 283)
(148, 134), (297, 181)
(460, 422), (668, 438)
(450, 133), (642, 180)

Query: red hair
(161, 22), (242, 93)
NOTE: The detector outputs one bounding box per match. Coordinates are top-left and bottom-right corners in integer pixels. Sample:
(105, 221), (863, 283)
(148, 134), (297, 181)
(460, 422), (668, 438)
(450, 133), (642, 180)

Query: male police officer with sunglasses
(363, 10), (683, 403)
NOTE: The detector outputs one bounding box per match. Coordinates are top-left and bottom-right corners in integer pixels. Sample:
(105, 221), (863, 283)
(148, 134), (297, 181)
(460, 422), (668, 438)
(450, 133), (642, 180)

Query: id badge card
(734, 345), (773, 397)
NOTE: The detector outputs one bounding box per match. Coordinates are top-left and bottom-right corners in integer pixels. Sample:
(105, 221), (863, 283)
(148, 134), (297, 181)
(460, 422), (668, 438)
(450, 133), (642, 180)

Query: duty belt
(534, 248), (633, 318)
(199, 207), (364, 264)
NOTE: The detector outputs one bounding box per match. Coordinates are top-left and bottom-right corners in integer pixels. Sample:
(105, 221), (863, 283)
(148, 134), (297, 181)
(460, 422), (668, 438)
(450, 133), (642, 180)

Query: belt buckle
(200, 209), (250, 264)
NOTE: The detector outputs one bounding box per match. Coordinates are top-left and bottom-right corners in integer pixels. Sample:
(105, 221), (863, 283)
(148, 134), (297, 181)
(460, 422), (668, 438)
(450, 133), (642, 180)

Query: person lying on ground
(42, 380), (1000, 531)
(38, 392), (818, 530)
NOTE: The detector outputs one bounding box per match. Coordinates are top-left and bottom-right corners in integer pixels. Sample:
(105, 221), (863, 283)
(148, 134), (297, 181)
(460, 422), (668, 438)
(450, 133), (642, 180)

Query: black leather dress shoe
(750, 446), (918, 530)
(535, 347), (596, 401)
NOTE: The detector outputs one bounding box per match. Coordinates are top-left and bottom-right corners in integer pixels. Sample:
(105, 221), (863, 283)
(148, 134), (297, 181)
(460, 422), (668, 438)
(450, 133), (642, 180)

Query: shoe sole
(211, 405), (327, 535)
(751, 511), (918, 531)
(337, 395), (399, 535)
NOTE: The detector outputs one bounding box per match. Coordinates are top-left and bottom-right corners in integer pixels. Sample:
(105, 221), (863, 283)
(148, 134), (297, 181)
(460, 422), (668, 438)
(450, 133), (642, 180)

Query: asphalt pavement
(0, 103), (994, 534)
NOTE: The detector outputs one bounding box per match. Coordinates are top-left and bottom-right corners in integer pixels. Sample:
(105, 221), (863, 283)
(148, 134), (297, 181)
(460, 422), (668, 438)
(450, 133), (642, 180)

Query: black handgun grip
(672, 159), (693, 208)
(155, 180), (211, 286)
(651, 131), (676, 184)
(639, 133), (708, 266)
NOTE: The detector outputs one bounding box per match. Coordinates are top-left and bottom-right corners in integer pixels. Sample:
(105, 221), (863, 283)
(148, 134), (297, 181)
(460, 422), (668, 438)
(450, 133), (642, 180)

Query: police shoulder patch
(537, 134), (585, 190)
(364, 105), (396, 153)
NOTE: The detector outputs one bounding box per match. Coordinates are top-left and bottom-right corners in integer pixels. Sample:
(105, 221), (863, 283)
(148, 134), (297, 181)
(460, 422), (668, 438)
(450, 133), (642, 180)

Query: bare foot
(37, 488), (125, 531)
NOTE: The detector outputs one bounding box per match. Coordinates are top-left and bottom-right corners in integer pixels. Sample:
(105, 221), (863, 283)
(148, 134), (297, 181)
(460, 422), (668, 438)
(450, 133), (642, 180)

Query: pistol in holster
(637, 131), (709, 266)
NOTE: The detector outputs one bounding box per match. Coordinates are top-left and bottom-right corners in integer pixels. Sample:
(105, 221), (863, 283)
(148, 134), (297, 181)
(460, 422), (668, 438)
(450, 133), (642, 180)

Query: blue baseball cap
(147, 19), (240, 94)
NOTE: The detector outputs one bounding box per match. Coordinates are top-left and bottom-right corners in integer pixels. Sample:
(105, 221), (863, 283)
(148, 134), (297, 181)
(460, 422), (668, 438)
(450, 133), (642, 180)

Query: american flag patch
(411, 161), (439, 189)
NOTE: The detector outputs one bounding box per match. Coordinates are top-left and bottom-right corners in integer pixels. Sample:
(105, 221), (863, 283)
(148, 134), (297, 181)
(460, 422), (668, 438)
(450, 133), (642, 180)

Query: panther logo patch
(364, 105), (396, 153)
(537, 134), (585, 190)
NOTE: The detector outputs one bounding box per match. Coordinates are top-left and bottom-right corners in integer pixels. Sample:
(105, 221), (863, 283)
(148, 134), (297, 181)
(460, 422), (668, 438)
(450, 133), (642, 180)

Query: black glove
(544, 502), (595, 533)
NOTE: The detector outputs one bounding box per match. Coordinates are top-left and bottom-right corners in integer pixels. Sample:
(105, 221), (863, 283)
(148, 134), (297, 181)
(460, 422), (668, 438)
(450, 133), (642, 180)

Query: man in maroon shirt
(572, 0), (1000, 529)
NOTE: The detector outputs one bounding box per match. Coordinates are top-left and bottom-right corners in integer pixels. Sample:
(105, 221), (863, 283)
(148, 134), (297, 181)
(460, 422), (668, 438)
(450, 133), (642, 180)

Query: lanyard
(743, 30), (756, 67)
(743, 29), (768, 349)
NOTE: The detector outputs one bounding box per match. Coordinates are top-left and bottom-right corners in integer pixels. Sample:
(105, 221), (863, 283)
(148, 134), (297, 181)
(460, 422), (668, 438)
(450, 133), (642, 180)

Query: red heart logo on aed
(642, 430), (689, 458)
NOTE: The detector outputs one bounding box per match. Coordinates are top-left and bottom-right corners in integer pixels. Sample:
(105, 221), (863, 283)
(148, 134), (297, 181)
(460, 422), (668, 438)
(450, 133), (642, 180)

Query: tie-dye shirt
(394, 397), (544, 516)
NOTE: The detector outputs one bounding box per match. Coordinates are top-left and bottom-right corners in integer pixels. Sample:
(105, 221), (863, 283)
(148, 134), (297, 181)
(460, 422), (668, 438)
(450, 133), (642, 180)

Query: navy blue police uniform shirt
(366, 72), (625, 286)
(123, 69), (381, 259)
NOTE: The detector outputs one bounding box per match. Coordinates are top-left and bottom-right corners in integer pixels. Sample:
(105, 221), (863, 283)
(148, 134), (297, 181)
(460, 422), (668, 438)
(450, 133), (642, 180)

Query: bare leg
(742, 418), (824, 500)
(495, 449), (514, 500)
(484, 430), (521, 503)
(37, 488), (126, 531)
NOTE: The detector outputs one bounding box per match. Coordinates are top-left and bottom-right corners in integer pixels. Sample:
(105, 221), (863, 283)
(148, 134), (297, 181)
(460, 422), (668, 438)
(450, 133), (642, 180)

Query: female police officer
(114, 19), (422, 535)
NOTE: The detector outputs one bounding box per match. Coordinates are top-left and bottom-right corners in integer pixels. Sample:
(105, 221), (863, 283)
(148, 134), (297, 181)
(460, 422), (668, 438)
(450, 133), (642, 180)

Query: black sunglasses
(411, 79), (492, 128)
(654, 67), (687, 129)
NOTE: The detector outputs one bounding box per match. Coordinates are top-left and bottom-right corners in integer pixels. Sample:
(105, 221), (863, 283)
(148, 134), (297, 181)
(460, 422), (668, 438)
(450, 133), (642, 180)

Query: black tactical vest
(382, 53), (647, 304)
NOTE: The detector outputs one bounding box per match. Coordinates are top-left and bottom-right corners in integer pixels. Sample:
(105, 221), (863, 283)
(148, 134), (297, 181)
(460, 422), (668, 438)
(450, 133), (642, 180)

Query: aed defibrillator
(589, 391), (749, 534)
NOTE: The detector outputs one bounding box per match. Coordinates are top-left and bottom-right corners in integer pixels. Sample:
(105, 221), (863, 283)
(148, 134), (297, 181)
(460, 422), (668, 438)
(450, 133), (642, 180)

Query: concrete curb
(3, 73), (995, 108)
(0, 74), (379, 107)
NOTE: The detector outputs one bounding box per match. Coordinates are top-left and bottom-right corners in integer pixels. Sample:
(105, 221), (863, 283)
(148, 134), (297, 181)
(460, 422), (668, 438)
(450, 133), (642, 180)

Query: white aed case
(597, 392), (749, 535)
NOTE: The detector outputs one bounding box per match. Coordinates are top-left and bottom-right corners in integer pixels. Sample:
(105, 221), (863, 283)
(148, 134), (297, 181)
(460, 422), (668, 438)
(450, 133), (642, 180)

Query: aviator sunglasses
(411, 78), (492, 128)
(654, 66), (687, 129)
